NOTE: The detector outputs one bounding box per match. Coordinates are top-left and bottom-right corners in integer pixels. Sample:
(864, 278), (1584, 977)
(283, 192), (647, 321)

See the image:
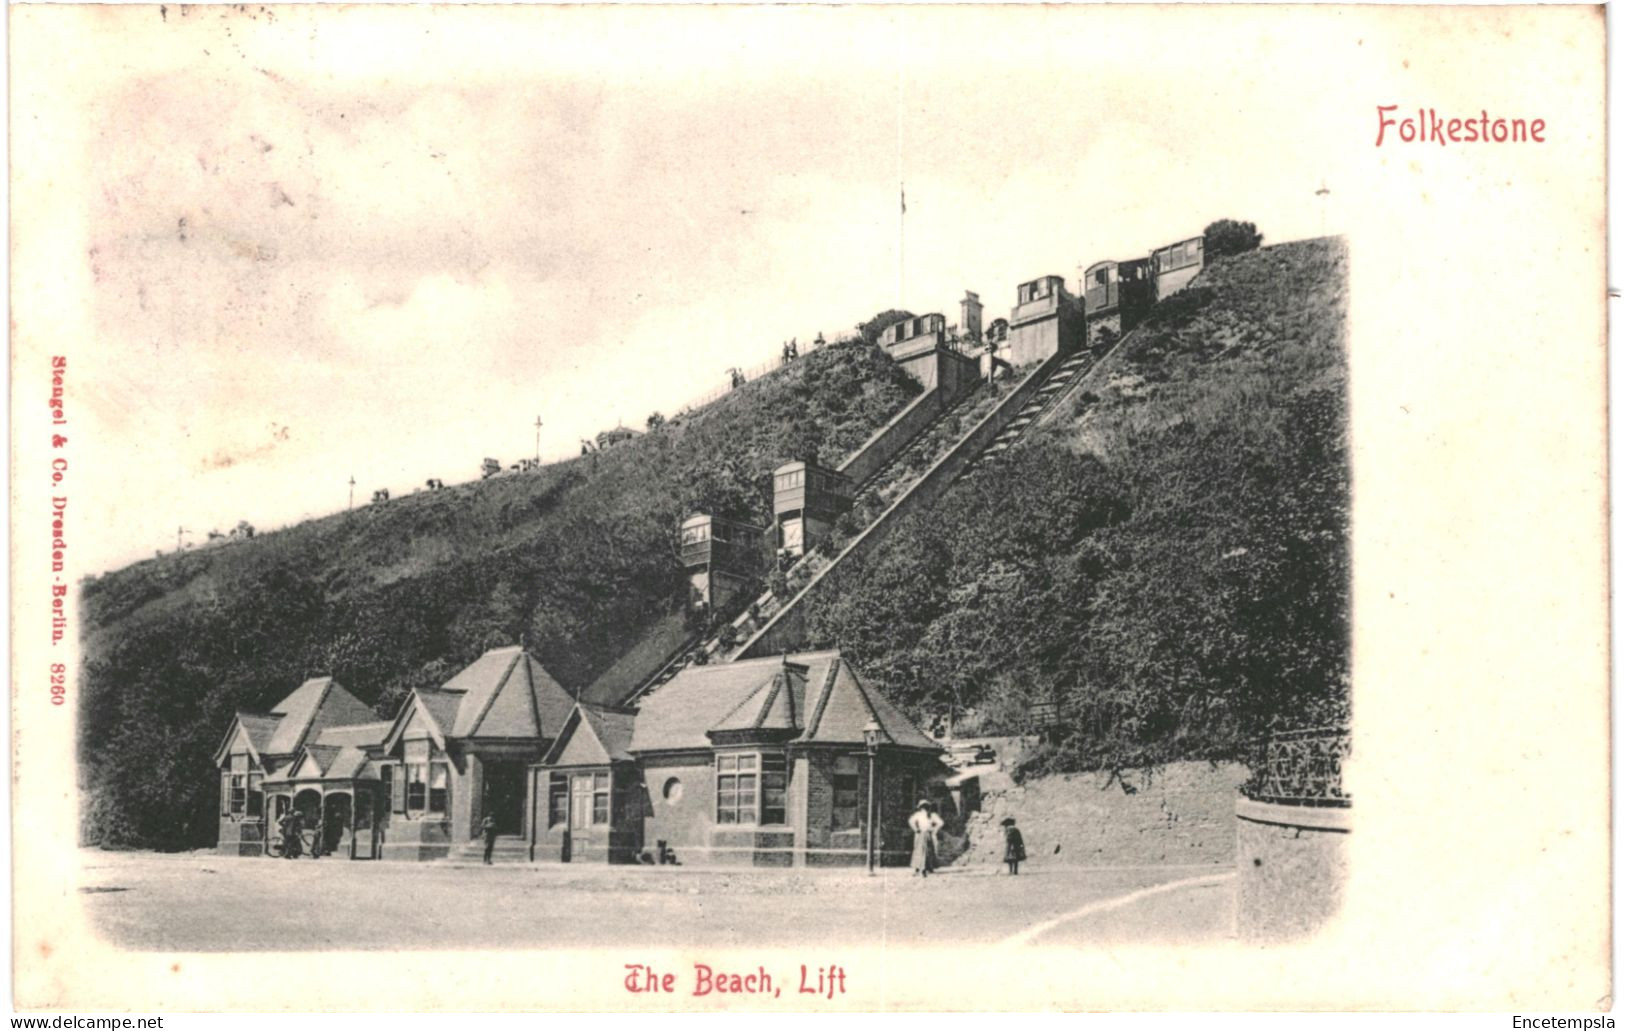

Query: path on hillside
(76, 850), (1235, 952)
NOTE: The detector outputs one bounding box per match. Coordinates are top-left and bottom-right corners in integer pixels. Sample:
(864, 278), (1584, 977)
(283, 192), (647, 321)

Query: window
(899, 774), (919, 823)
(379, 764), (393, 806)
(429, 763), (449, 815)
(247, 773), (264, 818)
(229, 774), (247, 816)
(716, 753), (759, 825)
(406, 763), (427, 812)
(549, 774), (568, 828)
(761, 754), (787, 826)
(777, 469), (804, 491)
(681, 522), (710, 545)
(832, 755), (861, 831)
(592, 772), (610, 825)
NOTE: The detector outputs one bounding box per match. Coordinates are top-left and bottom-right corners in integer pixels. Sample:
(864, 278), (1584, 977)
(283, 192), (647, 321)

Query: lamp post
(863, 719), (882, 875)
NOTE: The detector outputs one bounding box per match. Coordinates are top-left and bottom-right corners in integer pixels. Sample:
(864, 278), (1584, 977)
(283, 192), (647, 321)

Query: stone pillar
(791, 753), (811, 868)
(463, 753), (484, 840)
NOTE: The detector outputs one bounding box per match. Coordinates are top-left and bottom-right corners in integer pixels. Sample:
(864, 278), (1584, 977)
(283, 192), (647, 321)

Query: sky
(21, 4), (1358, 574)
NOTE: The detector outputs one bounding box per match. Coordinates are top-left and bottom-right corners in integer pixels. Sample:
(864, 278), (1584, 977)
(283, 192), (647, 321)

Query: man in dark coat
(278, 808), (303, 860)
(480, 813), (499, 865)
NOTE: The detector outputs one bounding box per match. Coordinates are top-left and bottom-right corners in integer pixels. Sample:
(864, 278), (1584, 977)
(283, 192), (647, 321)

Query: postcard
(9, 2), (1609, 1013)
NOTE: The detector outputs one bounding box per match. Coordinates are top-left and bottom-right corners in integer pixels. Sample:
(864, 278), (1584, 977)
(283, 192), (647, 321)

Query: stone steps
(449, 837), (532, 864)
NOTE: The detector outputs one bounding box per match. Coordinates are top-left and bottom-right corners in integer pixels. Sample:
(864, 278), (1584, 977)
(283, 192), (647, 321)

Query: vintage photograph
(11, 2), (1607, 1013)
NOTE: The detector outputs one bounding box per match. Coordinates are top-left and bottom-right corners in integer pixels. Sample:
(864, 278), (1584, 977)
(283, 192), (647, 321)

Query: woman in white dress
(908, 800), (942, 876)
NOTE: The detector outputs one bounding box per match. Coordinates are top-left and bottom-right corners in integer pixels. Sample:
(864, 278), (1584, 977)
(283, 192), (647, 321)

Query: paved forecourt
(77, 849), (1235, 952)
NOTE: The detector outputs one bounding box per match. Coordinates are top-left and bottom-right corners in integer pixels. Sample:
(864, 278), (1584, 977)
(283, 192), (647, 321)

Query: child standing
(1001, 817), (1026, 875)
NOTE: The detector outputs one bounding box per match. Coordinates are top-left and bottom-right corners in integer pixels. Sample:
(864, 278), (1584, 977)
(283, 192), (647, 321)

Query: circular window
(662, 777), (684, 803)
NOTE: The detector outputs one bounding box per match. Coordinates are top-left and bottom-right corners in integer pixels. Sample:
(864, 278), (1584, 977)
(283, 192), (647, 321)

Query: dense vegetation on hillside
(803, 238), (1350, 775)
(80, 338), (919, 848)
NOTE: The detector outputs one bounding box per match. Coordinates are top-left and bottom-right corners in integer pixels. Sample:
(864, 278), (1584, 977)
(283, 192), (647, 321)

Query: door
(351, 788), (378, 860)
(570, 772), (607, 860)
(323, 793), (352, 857)
(483, 761), (526, 836)
(571, 773), (593, 859)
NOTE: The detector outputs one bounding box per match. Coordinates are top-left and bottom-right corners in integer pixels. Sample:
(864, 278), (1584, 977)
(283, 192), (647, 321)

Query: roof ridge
(540, 706), (583, 766)
(753, 673), (786, 730)
(466, 649), (524, 739)
(523, 653), (544, 738)
(290, 677), (336, 756)
(801, 658), (842, 741)
(709, 675), (775, 732)
(845, 659), (888, 743)
(710, 650), (835, 669)
(782, 668), (801, 728)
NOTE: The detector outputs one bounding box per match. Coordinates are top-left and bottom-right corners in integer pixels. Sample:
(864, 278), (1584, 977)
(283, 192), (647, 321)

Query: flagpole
(897, 61), (905, 308)
(899, 182), (906, 308)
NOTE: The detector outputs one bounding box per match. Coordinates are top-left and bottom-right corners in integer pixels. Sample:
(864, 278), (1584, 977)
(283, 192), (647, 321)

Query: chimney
(960, 291), (983, 345)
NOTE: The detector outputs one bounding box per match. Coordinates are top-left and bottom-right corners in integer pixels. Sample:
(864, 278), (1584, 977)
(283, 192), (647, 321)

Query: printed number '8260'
(49, 663), (65, 706)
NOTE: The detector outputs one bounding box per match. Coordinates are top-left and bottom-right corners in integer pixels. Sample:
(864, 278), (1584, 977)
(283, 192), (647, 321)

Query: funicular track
(730, 333), (1130, 662)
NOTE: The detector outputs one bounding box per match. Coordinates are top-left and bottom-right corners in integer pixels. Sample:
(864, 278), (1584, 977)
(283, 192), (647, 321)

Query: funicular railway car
(680, 512), (769, 613)
(1151, 235), (1205, 298)
(772, 460), (852, 559)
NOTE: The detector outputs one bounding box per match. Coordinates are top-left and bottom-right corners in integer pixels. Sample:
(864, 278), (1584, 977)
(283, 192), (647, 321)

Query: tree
(1203, 220), (1263, 260)
(646, 411), (666, 431)
(857, 309), (915, 348)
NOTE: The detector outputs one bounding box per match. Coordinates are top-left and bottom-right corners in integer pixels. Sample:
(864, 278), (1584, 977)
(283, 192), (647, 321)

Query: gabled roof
(804, 658), (938, 750)
(441, 646), (575, 740)
(380, 647), (574, 754)
(265, 744), (374, 783)
(542, 704), (637, 767)
(313, 721), (392, 749)
(381, 689), (455, 754)
(325, 746), (375, 781)
(709, 666), (806, 734)
(264, 677), (375, 756)
(629, 655), (803, 753)
(627, 650), (939, 754)
(213, 711), (283, 767)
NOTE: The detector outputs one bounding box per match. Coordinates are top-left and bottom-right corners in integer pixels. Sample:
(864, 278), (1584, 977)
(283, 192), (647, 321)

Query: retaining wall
(953, 761), (1250, 869)
(837, 387), (946, 487)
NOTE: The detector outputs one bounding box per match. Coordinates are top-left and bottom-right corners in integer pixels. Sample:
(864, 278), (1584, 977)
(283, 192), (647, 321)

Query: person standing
(925, 803), (945, 874)
(1001, 817), (1026, 876)
(280, 808), (303, 860)
(908, 800), (938, 877)
(480, 813), (499, 865)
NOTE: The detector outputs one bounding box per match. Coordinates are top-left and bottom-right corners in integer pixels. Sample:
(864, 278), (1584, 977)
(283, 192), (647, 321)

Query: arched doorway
(266, 793), (293, 856)
(323, 792), (352, 857)
(294, 789), (322, 856)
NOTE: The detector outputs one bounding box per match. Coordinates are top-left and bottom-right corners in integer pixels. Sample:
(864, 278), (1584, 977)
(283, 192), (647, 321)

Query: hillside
(80, 338), (920, 848)
(802, 237), (1350, 775)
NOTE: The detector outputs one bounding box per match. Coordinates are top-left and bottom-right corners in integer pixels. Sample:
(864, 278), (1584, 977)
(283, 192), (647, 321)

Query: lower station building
(217, 646), (945, 868)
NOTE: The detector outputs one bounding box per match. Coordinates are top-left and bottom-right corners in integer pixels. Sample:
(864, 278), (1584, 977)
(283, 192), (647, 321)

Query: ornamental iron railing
(1244, 726), (1351, 808)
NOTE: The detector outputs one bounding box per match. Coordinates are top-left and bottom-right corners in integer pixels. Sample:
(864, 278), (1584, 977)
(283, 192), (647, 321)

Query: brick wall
(640, 754), (715, 860)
